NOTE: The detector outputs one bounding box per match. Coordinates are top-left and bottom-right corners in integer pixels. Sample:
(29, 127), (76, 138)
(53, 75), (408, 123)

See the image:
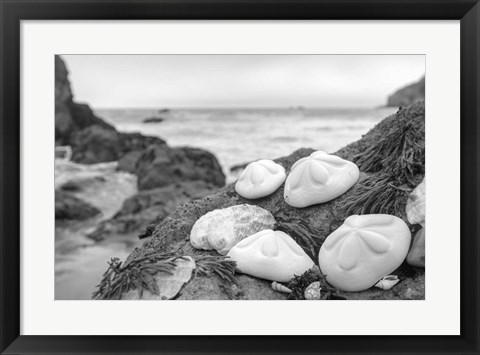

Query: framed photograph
(1, 0), (479, 354)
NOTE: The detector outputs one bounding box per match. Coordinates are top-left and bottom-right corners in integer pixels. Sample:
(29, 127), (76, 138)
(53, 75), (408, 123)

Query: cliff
(387, 76), (425, 107)
(55, 56), (165, 164)
(109, 102), (425, 300)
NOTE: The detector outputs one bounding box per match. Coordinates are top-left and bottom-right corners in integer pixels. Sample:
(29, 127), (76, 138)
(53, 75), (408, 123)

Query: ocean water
(96, 107), (398, 182)
(56, 107), (398, 299)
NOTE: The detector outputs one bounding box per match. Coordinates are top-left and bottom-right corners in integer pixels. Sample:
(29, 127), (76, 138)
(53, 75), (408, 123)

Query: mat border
(1, 1), (479, 354)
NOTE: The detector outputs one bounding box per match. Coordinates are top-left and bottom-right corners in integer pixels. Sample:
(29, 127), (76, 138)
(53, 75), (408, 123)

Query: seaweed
(92, 251), (187, 300)
(287, 267), (344, 300)
(193, 255), (238, 285)
(354, 118), (424, 186)
(273, 211), (322, 260)
(341, 174), (410, 216)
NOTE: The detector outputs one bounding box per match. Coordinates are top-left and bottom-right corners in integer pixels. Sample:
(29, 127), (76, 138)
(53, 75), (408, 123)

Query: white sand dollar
(319, 214), (411, 292)
(227, 229), (315, 282)
(235, 159), (286, 199)
(190, 204), (275, 255)
(284, 151), (359, 208)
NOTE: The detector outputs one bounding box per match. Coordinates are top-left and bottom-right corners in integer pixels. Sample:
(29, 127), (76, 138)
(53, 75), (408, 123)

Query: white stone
(284, 151), (359, 208)
(227, 229), (315, 282)
(190, 204), (276, 255)
(235, 159), (286, 199)
(319, 214), (411, 292)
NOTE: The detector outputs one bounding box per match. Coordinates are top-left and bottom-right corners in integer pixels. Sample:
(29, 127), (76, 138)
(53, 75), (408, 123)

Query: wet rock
(142, 117), (165, 123)
(55, 190), (101, 220)
(88, 181), (216, 241)
(407, 228), (425, 268)
(119, 145), (226, 190)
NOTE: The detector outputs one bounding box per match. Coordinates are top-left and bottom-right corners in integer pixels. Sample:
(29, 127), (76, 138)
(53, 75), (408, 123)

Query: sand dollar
(284, 151), (359, 208)
(227, 229), (315, 282)
(235, 159), (286, 199)
(319, 214), (411, 292)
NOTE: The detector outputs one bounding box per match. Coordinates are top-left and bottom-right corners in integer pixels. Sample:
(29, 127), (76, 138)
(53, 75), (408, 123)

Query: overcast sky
(62, 55), (424, 109)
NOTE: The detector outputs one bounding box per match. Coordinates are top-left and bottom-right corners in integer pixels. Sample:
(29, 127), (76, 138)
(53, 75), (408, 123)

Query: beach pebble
(406, 228), (425, 268)
(190, 204), (275, 255)
(227, 229), (315, 282)
(406, 178), (425, 226)
(284, 151), (359, 208)
(304, 281), (322, 300)
(319, 214), (411, 292)
(235, 159), (286, 199)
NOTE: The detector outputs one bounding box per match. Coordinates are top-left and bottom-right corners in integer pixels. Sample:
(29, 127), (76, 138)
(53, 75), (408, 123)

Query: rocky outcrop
(70, 126), (165, 164)
(88, 146), (226, 240)
(117, 102), (425, 301)
(89, 180), (217, 241)
(55, 190), (101, 220)
(387, 76), (425, 107)
(119, 145), (226, 190)
(55, 55), (165, 164)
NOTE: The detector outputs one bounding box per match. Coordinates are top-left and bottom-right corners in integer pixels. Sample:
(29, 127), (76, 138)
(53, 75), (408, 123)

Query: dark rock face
(55, 190), (101, 220)
(118, 145), (226, 190)
(70, 125), (165, 164)
(387, 76), (425, 107)
(122, 102), (425, 301)
(88, 181), (216, 241)
(55, 55), (165, 164)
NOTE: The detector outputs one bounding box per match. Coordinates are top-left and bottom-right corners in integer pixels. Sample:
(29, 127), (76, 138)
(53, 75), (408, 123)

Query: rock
(406, 228), (425, 268)
(59, 176), (107, 192)
(55, 56), (115, 145)
(55, 190), (101, 220)
(55, 55), (165, 163)
(387, 76), (425, 107)
(88, 181), (216, 241)
(70, 125), (165, 164)
(119, 145), (225, 190)
(142, 117), (165, 123)
(117, 102), (425, 300)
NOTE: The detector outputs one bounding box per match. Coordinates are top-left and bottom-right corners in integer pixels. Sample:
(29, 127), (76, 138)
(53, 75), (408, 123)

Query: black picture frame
(1, 1), (479, 354)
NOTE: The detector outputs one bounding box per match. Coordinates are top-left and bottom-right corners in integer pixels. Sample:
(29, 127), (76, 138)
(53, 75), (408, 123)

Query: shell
(227, 229), (315, 282)
(121, 257), (195, 300)
(406, 178), (425, 226)
(284, 151), (359, 208)
(271, 281), (292, 293)
(235, 159), (286, 199)
(190, 204), (276, 255)
(319, 214), (411, 292)
(304, 281), (322, 300)
(374, 275), (400, 290)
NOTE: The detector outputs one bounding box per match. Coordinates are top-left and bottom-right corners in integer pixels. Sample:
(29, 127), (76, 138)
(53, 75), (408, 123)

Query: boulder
(387, 76), (425, 107)
(88, 181), (216, 241)
(70, 125), (165, 164)
(118, 145), (226, 190)
(55, 190), (101, 220)
(116, 102), (425, 300)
